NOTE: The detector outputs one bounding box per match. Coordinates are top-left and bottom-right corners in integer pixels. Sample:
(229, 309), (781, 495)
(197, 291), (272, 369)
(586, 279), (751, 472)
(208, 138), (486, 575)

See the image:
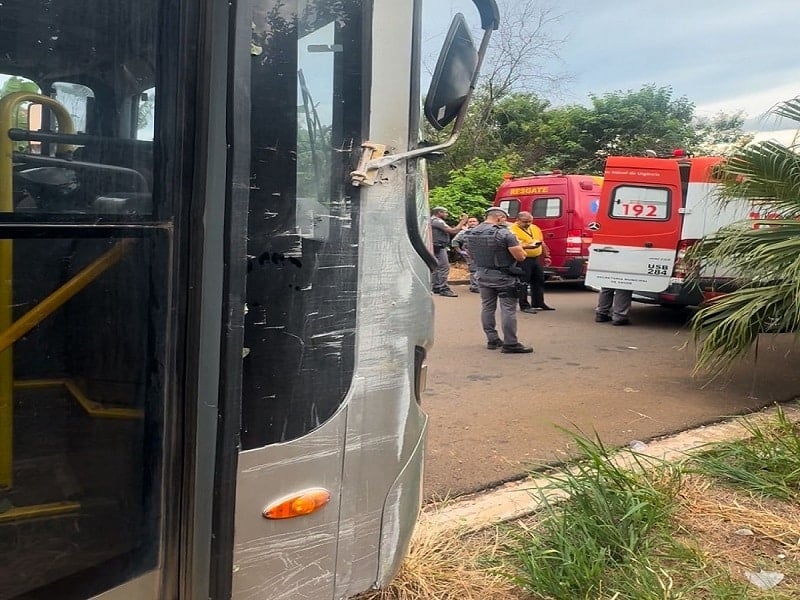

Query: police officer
(466, 207), (534, 353)
(430, 206), (468, 297)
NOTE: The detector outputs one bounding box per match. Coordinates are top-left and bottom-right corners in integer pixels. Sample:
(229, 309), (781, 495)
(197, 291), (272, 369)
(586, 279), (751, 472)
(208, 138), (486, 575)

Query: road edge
(422, 402), (800, 533)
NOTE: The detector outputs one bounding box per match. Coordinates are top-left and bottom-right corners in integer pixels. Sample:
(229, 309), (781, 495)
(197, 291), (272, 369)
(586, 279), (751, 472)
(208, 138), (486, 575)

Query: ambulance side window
(610, 186), (670, 220)
(532, 197), (561, 218)
(498, 198), (519, 217)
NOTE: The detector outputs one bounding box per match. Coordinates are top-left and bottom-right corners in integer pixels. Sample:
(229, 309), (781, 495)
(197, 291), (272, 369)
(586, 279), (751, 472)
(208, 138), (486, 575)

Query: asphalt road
(423, 282), (800, 500)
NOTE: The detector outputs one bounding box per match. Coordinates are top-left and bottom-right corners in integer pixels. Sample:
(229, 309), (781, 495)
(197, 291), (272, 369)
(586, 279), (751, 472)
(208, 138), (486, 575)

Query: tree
(0, 76), (39, 99)
(428, 155), (522, 218)
(425, 0), (569, 186)
(693, 110), (753, 155)
(579, 85), (698, 172)
(689, 96), (800, 374)
(0, 76), (41, 150)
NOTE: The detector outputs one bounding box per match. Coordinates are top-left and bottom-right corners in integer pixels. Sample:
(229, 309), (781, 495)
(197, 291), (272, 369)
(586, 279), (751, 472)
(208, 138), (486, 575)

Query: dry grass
(448, 261), (470, 282)
(674, 474), (800, 593)
(358, 475), (800, 600)
(358, 411), (800, 599)
(354, 510), (523, 600)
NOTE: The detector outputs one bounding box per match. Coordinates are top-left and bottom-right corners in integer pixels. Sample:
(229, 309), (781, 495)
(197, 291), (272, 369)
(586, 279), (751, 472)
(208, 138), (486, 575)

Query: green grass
(689, 406), (800, 502)
(498, 418), (800, 599)
(499, 433), (690, 599)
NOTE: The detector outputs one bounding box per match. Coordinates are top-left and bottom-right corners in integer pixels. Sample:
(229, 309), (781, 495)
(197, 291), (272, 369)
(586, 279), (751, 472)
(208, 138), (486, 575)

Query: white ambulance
(585, 153), (752, 306)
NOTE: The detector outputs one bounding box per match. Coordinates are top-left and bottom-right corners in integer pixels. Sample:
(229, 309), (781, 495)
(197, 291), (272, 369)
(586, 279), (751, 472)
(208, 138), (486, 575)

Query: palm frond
(689, 93), (800, 374)
(691, 220), (800, 284)
(691, 283), (800, 374)
(770, 96), (800, 125)
(716, 142), (800, 211)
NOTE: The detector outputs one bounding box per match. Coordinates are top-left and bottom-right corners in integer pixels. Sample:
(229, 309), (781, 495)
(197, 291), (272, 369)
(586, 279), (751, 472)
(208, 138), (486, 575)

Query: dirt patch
(448, 261), (470, 282)
(354, 511), (524, 600)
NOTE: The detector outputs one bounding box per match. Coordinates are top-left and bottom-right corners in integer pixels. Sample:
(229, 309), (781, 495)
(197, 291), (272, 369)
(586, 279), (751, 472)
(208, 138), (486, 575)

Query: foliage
(689, 95), (800, 375)
(355, 512), (516, 600)
(690, 405), (800, 502)
(368, 412), (800, 599)
(486, 85), (700, 175)
(479, 0), (569, 100)
(693, 109), (754, 155)
(499, 421), (800, 598)
(0, 76), (41, 151)
(500, 432), (707, 600)
(488, 94), (597, 173)
(578, 84), (698, 171)
(0, 75), (39, 99)
(428, 155), (522, 218)
(427, 84), (729, 190)
(424, 1), (569, 188)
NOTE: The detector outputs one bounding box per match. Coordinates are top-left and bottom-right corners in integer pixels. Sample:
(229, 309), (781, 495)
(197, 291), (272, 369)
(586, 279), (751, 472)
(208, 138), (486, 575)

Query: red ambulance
(493, 171), (603, 280)
(585, 152), (750, 306)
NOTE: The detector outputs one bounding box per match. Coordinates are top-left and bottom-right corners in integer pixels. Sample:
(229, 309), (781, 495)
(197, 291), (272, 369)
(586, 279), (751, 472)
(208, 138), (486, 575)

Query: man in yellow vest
(509, 211), (554, 313)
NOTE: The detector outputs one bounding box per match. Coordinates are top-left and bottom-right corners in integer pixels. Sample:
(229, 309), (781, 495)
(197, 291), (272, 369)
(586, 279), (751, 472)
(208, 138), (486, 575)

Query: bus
(0, 1), (499, 598)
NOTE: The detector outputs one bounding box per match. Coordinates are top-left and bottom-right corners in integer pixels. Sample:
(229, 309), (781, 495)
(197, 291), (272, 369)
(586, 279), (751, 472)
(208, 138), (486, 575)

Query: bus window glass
(498, 198), (520, 218)
(0, 235), (171, 598)
(0, 4), (157, 220)
(0, 0), (171, 597)
(137, 87), (156, 141)
(242, 0), (362, 448)
(296, 23), (335, 240)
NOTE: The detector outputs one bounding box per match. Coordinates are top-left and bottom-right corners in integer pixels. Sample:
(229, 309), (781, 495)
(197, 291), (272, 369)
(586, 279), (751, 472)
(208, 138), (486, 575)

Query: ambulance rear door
(585, 157), (684, 293)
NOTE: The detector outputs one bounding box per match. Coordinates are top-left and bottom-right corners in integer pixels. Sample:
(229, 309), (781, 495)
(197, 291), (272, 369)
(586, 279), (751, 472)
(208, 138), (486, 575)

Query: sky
(423, 0), (800, 141)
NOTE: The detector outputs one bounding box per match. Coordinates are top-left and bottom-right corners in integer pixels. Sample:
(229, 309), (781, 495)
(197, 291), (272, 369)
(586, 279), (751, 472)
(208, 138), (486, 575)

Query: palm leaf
(770, 96), (800, 125)
(716, 142), (800, 209)
(691, 284), (800, 374)
(689, 93), (800, 374)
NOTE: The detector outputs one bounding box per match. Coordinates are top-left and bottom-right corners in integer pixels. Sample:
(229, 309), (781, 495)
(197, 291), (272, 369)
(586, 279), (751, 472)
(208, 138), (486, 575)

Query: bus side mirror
(350, 0), (499, 186)
(424, 13), (478, 131)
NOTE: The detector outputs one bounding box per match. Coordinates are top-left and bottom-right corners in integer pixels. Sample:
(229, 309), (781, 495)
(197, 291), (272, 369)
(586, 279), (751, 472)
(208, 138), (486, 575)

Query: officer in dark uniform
(466, 207), (534, 353)
(430, 206), (468, 297)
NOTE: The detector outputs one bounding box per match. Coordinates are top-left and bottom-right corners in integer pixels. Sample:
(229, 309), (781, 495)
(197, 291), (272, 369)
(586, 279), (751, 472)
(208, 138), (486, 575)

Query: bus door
(0, 0), (220, 597)
(231, 1), (499, 598)
(585, 158), (684, 292)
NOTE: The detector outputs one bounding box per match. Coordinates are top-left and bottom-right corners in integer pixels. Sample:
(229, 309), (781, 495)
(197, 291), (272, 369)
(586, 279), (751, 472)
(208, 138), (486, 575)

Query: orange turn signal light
(262, 488), (331, 519)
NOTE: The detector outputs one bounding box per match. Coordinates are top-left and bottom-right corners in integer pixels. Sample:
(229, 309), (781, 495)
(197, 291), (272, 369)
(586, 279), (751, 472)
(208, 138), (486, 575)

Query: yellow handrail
(14, 379), (144, 420)
(0, 92), (76, 211)
(0, 93), (75, 488)
(0, 239), (135, 355)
